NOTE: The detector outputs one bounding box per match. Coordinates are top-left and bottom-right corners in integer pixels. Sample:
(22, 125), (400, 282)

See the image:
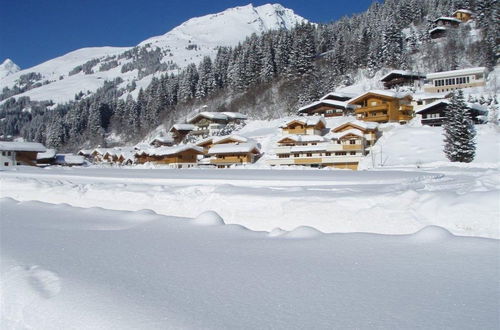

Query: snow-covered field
(1, 197), (499, 329)
(2, 121), (499, 328)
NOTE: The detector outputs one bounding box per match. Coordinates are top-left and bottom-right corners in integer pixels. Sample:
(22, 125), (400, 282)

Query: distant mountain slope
(0, 3), (306, 105)
(0, 59), (20, 79)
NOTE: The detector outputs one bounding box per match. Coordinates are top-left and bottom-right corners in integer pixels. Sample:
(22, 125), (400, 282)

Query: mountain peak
(0, 58), (20, 79)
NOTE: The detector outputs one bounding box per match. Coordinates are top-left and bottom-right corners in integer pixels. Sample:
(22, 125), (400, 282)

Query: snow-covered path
(1, 198), (498, 329)
(1, 166), (498, 238)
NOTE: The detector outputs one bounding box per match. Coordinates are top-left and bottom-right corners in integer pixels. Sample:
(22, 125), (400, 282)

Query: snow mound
(410, 226), (454, 242)
(268, 227), (287, 237)
(192, 211), (225, 226)
(281, 226), (324, 239)
(27, 266), (62, 299)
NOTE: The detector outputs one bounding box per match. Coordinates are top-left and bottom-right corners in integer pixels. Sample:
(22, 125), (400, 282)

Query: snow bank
(1, 198), (498, 329)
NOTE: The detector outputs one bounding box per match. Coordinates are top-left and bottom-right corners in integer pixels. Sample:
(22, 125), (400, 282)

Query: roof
(332, 121), (378, 132)
(453, 9), (473, 15)
(212, 135), (251, 145)
(54, 154), (86, 165)
(171, 124), (196, 131)
(150, 135), (174, 144)
(320, 91), (358, 101)
(325, 129), (365, 140)
(0, 141), (46, 152)
(412, 92), (452, 101)
(208, 142), (260, 155)
(290, 144), (328, 153)
(136, 145), (203, 157)
(434, 16), (462, 23)
(221, 112), (248, 120)
(37, 148), (57, 160)
(416, 100), (488, 114)
(187, 112), (229, 123)
(297, 100), (354, 113)
(380, 70), (425, 82)
(278, 135), (328, 143)
(426, 67), (486, 79)
(78, 149), (92, 156)
(280, 117), (326, 128)
(429, 27), (448, 34)
(347, 90), (412, 104)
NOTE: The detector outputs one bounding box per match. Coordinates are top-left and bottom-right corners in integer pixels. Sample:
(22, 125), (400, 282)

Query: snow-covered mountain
(0, 3), (306, 104)
(0, 59), (20, 79)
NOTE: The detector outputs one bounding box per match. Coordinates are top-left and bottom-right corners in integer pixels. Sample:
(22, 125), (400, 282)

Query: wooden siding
(136, 150), (200, 165)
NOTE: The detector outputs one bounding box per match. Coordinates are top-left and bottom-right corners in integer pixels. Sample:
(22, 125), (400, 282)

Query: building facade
(423, 67), (486, 93)
(348, 91), (414, 123)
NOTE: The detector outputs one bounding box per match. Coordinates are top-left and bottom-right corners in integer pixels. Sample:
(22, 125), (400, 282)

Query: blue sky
(0, 0), (377, 69)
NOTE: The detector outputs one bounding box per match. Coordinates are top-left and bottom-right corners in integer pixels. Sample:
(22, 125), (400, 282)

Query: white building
(423, 67), (487, 93)
(0, 141), (46, 168)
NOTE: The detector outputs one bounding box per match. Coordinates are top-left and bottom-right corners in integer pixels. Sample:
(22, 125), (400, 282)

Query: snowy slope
(0, 4), (306, 104)
(1, 198), (498, 329)
(0, 59), (20, 79)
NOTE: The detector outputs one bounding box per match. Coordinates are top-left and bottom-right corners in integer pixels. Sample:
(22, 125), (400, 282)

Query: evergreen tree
(443, 90), (476, 163)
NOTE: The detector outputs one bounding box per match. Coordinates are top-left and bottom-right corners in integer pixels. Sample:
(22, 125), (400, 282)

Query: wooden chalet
(207, 142), (260, 168)
(348, 90), (414, 123)
(320, 92), (357, 102)
(416, 100), (487, 126)
(453, 9), (473, 22)
(297, 100), (355, 117)
(135, 145), (203, 168)
(187, 112), (247, 137)
(280, 117), (326, 135)
(434, 16), (461, 28)
(169, 124), (196, 143)
(267, 121), (379, 170)
(380, 70), (425, 89)
(0, 141), (46, 168)
(150, 135), (175, 147)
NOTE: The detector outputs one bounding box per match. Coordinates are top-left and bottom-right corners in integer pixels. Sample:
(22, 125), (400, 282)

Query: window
(306, 153), (312, 157)
(293, 154), (299, 158)
(350, 152), (356, 155)
(335, 152), (347, 156)
(337, 140), (341, 144)
(278, 154), (290, 158)
(325, 152), (331, 156)
(1, 151), (5, 156)
(350, 140), (356, 145)
(4, 162), (8, 166)
(7, 151), (11, 156)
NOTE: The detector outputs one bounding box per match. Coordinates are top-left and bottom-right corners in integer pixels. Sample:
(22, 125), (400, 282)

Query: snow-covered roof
(187, 112), (229, 123)
(380, 70), (425, 82)
(347, 90), (412, 104)
(325, 128), (365, 140)
(297, 100), (354, 113)
(150, 135), (174, 144)
(453, 9), (473, 15)
(280, 117), (326, 128)
(434, 16), (462, 23)
(136, 145), (203, 157)
(171, 124), (196, 131)
(78, 149), (93, 156)
(426, 67), (486, 79)
(93, 147), (135, 157)
(221, 112), (248, 120)
(429, 27), (448, 34)
(54, 154), (86, 165)
(278, 135), (328, 143)
(208, 142), (260, 155)
(36, 148), (56, 160)
(0, 141), (46, 152)
(412, 92), (451, 101)
(332, 120), (378, 132)
(212, 135), (251, 145)
(320, 91), (358, 101)
(416, 100), (488, 114)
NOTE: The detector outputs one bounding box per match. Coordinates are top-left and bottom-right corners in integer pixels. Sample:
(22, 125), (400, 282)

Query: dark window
(4, 162), (8, 166)
(350, 140), (356, 145)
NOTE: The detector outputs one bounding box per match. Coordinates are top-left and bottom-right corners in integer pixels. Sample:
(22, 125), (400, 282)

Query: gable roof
(280, 117), (326, 128)
(212, 135), (251, 145)
(380, 70), (425, 82)
(416, 100), (488, 114)
(150, 135), (174, 145)
(136, 145), (203, 157)
(221, 112), (248, 120)
(208, 142), (260, 155)
(320, 91), (357, 102)
(277, 135), (327, 144)
(332, 121), (378, 133)
(347, 90), (413, 104)
(297, 100), (354, 114)
(37, 148), (57, 160)
(0, 141), (46, 152)
(453, 9), (473, 15)
(170, 124), (196, 132)
(187, 112), (229, 124)
(434, 16), (462, 23)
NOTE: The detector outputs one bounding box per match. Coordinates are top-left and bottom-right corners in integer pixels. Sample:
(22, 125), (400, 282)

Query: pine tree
(443, 90), (476, 163)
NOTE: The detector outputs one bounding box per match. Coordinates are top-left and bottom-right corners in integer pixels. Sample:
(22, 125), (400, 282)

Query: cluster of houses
(0, 62), (490, 170)
(429, 9), (473, 39)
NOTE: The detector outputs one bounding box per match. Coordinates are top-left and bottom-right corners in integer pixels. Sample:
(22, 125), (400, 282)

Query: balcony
(342, 144), (363, 151)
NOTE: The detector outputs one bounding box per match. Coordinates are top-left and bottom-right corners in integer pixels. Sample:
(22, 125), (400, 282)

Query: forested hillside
(1, 0), (498, 151)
